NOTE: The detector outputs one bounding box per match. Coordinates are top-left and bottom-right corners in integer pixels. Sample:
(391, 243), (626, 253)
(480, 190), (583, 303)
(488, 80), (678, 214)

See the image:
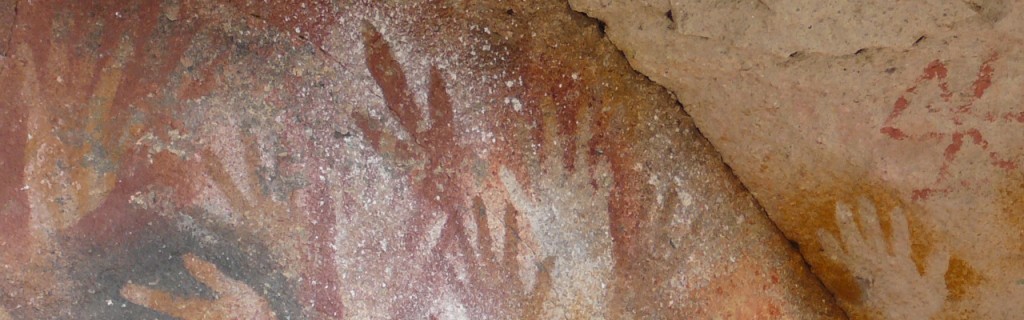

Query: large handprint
(817, 198), (949, 318)
(120, 253), (275, 320)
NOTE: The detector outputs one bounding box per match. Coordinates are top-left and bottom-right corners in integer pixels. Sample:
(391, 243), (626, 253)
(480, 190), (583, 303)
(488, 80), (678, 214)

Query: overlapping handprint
(353, 22), (558, 318)
(190, 124), (344, 318)
(1, 2), (219, 316)
(2, 2), (332, 317)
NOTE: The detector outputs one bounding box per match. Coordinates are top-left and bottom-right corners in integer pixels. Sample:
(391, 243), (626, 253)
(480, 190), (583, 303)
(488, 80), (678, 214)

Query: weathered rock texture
(570, 0), (1024, 318)
(0, 0), (840, 318)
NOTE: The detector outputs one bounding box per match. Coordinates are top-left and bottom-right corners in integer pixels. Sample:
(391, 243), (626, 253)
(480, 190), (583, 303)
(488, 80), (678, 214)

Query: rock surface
(0, 0), (840, 318)
(570, 0), (1024, 318)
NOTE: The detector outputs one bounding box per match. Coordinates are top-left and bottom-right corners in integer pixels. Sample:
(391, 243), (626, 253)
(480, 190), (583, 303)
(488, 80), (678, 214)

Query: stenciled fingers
(182, 253), (236, 295)
(121, 283), (212, 318)
(924, 247), (951, 283)
(120, 254), (274, 320)
(888, 207), (912, 259)
(834, 201), (869, 259)
(817, 228), (847, 263)
(856, 197), (886, 252)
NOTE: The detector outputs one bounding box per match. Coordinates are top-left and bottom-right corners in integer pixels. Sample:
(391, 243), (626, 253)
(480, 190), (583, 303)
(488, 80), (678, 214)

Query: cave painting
(880, 53), (1023, 200)
(2, 2), (328, 318)
(818, 198), (949, 318)
(1, 1), (840, 318)
(352, 22), (560, 318)
(120, 253), (275, 319)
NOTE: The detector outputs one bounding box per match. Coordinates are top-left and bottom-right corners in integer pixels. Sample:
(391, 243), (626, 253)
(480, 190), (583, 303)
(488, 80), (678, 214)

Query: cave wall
(0, 0), (840, 318)
(570, 0), (1024, 318)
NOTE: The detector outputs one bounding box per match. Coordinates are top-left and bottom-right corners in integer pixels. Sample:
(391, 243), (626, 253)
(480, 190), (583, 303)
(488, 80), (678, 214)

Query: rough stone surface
(0, 1), (13, 58)
(570, 0), (1024, 318)
(0, 0), (841, 318)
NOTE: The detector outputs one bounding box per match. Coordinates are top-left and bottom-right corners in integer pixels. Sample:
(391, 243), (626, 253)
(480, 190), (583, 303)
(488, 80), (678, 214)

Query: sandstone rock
(570, 0), (1024, 318)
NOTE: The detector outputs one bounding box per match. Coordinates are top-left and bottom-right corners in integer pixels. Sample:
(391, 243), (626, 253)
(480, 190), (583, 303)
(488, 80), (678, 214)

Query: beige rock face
(570, 0), (1024, 318)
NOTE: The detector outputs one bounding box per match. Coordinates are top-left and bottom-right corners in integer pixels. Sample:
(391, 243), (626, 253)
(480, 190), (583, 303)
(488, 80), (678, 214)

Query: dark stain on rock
(64, 208), (304, 319)
(0, 1), (314, 317)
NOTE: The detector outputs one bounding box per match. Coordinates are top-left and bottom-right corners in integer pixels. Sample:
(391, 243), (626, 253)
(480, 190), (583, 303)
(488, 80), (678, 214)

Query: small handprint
(120, 253), (275, 320)
(817, 198), (949, 319)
